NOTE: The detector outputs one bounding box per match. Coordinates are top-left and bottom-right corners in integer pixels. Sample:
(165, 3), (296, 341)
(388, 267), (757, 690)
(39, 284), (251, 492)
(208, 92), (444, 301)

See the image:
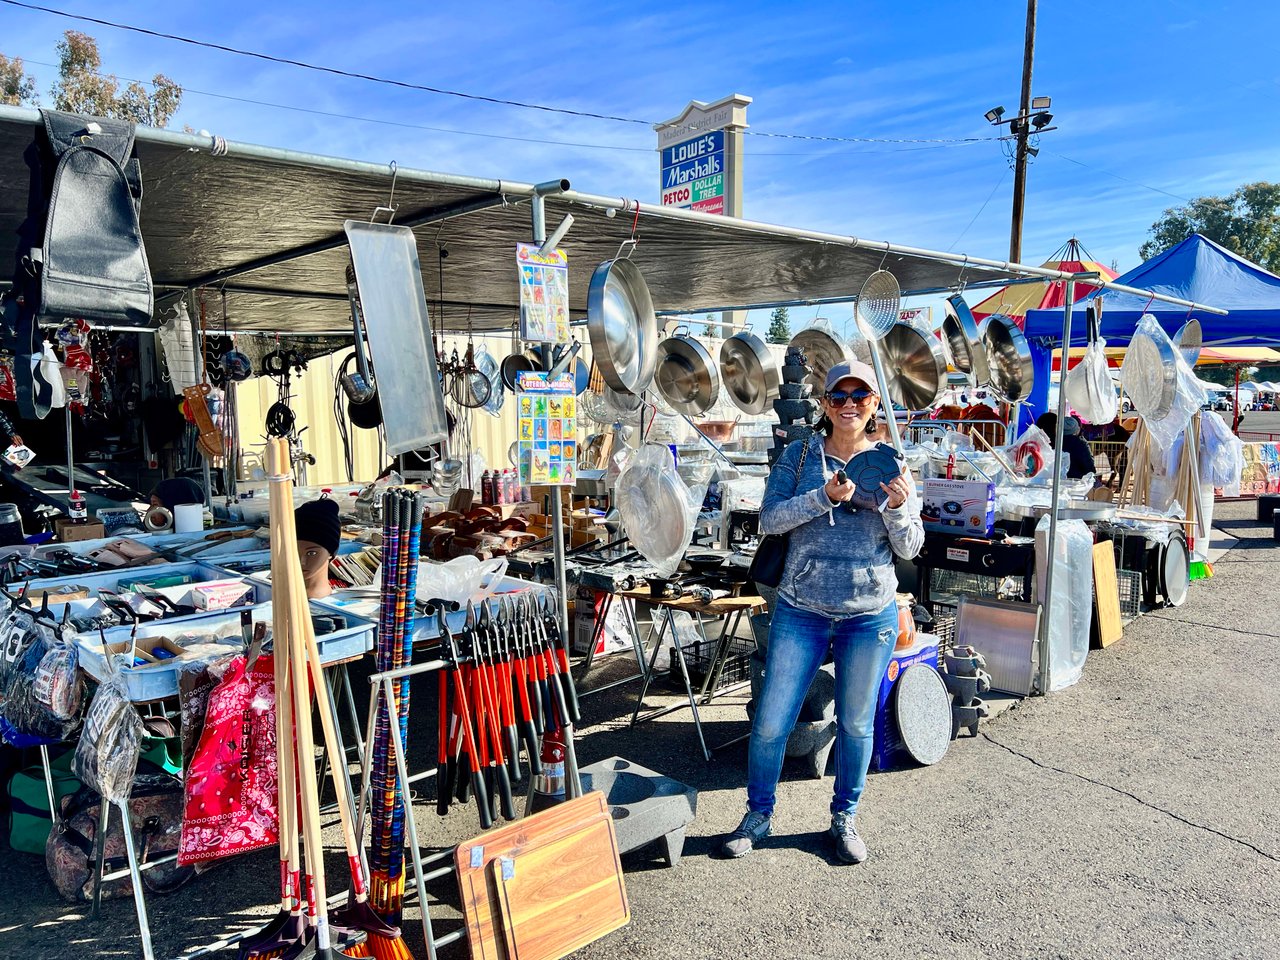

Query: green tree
(701, 313), (718, 337)
(765, 306), (791, 344)
(49, 31), (182, 127)
(0, 53), (37, 105)
(1140, 182), (1280, 272)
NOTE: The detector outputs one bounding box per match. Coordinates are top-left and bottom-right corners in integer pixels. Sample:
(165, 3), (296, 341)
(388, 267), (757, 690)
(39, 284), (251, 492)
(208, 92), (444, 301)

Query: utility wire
(1, 0), (1001, 146)
(947, 168), (1009, 252)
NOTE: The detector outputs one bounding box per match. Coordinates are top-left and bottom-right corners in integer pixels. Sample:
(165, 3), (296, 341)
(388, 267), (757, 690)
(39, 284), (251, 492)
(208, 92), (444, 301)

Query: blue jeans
(747, 596), (898, 817)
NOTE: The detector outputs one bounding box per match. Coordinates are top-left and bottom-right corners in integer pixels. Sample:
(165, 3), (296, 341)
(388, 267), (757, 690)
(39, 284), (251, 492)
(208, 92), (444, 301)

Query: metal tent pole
(1037, 279), (1075, 693)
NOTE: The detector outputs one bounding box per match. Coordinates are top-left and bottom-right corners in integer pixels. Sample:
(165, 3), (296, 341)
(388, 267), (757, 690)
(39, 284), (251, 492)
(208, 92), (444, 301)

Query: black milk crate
(682, 636), (755, 691)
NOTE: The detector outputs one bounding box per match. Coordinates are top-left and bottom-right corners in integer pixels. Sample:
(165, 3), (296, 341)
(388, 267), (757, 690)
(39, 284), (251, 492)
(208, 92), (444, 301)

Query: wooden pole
(1009, 0), (1038, 263)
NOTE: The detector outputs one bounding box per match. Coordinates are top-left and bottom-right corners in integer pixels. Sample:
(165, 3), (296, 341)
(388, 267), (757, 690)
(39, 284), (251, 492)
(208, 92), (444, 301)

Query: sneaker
(720, 811), (772, 858)
(830, 812), (868, 864)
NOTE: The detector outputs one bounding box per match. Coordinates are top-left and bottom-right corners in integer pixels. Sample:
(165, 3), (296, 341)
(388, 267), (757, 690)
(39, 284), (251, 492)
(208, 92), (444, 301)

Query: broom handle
(271, 440), (335, 953)
(268, 442), (300, 914)
(297, 552), (370, 902)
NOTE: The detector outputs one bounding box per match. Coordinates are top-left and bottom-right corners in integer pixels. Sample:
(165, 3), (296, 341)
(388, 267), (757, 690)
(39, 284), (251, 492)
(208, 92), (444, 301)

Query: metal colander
(855, 269), (902, 341)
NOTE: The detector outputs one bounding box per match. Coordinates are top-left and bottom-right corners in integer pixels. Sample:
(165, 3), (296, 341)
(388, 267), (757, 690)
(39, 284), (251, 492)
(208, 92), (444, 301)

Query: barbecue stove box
(921, 479), (995, 536)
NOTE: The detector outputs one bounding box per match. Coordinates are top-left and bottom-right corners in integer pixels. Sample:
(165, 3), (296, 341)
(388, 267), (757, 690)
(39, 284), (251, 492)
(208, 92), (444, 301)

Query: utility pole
(1009, 0), (1037, 264)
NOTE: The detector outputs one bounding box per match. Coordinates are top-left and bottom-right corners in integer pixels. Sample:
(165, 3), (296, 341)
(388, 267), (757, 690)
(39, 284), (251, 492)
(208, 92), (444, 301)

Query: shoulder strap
(797, 435), (810, 472)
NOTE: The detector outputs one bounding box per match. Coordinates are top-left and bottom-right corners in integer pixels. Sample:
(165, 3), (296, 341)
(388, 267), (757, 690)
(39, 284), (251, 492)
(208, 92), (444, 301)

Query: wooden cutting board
(1092, 542), (1123, 648)
(455, 791), (628, 960)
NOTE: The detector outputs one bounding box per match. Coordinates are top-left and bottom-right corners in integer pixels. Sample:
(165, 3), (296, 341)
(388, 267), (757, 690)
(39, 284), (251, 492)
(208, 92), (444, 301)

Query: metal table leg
(629, 608), (672, 727)
(39, 744), (61, 830)
(699, 608), (747, 703)
(90, 798), (111, 918)
(667, 622), (712, 762)
(116, 799), (155, 960)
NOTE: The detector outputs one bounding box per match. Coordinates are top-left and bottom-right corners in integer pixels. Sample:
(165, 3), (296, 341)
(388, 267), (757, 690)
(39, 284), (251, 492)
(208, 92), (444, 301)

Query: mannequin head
(294, 498), (341, 599)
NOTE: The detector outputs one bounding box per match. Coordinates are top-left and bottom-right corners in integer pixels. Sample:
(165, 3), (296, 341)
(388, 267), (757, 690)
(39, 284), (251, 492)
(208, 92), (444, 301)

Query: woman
(721, 360), (923, 864)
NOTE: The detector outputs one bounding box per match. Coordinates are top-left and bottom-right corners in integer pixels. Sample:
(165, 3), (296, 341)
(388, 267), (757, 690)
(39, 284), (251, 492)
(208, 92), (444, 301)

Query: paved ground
(2, 501), (1277, 959)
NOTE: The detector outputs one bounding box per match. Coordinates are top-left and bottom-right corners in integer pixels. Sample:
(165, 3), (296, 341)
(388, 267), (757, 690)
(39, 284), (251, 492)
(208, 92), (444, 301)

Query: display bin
(75, 600), (374, 702)
(11, 561), (254, 608)
(681, 636), (754, 691)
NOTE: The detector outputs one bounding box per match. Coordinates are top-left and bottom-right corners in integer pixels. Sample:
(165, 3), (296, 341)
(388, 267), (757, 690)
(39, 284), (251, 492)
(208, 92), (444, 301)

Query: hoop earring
(866, 417), (878, 436)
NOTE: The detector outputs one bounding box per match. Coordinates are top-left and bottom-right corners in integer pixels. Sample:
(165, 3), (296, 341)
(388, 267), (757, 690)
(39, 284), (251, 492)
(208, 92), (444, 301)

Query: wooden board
(1092, 542), (1123, 649)
(456, 792), (628, 960)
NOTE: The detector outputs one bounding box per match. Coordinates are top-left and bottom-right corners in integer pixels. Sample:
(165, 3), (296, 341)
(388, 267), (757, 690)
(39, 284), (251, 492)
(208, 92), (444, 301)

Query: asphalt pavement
(2, 500), (1277, 960)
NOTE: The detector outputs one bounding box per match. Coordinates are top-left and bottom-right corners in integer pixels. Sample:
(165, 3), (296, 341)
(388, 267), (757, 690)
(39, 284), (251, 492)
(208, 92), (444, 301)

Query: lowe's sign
(660, 130), (726, 215)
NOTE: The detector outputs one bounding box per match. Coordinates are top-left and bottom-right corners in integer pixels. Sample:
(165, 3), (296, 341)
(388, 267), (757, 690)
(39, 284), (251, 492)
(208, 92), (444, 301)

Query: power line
(14, 54), (995, 158)
(0, 0), (1001, 147)
(947, 168), (1009, 252)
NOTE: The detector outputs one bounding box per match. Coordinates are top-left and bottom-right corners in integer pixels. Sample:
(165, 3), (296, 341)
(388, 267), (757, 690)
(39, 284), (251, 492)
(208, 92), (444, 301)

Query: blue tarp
(1023, 234), (1280, 347)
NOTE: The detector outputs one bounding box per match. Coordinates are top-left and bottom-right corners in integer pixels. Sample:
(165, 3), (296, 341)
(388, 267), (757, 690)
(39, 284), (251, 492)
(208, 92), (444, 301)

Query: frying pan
(1176, 318), (1203, 366)
(942, 295), (990, 384)
(500, 349), (540, 391)
(587, 259), (659, 394)
(982, 314), (1035, 403)
(1122, 322), (1177, 420)
(720, 330), (780, 415)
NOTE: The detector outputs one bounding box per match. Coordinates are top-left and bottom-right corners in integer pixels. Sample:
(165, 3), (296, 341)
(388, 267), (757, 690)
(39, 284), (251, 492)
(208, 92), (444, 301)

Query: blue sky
(3, 0), (1278, 286)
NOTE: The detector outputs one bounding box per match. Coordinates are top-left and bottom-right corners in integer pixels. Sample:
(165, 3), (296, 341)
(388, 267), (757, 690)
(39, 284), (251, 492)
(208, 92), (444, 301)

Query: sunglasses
(825, 388), (876, 408)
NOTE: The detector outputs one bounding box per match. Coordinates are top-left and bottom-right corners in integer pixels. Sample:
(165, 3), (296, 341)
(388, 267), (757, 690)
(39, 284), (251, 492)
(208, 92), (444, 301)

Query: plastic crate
(1117, 569), (1142, 621)
(682, 636), (755, 691)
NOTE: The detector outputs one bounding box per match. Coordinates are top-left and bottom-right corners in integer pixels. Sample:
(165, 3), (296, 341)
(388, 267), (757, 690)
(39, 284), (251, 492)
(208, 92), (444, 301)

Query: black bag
(748, 439), (810, 589)
(2, 109), (152, 420)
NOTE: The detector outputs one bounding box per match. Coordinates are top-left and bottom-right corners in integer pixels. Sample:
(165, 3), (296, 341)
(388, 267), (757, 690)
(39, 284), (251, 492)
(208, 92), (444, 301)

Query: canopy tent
(971, 237), (1116, 328)
(1024, 234), (1280, 347)
(1049, 344), (1280, 370)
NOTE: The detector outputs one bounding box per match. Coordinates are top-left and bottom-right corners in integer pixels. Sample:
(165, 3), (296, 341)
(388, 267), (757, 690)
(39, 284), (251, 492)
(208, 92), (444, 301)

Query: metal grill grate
(1117, 569), (1142, 621)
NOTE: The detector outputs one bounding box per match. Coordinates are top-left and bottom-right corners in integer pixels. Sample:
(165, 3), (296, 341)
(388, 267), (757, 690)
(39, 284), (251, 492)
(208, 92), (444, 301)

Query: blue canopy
(1024, 234), (1280, 347)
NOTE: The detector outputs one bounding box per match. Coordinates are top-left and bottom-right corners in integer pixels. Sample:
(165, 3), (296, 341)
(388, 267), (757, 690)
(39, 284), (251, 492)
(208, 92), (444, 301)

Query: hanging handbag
(748, 438), (810, 589)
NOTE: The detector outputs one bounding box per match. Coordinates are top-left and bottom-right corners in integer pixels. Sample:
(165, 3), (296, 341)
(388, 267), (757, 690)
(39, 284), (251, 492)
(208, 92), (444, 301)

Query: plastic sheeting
(1034, 516), (1091, 692)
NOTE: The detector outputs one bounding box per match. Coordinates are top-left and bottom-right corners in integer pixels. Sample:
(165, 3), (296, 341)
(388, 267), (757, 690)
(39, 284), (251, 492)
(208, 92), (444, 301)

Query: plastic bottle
(69, 489), (86, 523)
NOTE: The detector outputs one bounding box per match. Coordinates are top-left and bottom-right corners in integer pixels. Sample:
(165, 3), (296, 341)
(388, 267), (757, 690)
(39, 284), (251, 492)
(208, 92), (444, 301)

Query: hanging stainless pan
(943, 295), (991, 384)
(879, 322), (946, 410)
(788, 326), (850, 395)
(1123, 327), (1177, 420)
(720, 330), (780, 415)
(587, 259), (659, 394)
(982, 314), (1035, 403)
(655, 332), (719, 415)
(1176, 318), (1203, 367)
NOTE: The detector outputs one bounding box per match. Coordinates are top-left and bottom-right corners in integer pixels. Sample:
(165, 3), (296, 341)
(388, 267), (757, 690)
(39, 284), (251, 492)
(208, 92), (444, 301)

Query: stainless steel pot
(982, 314), (1035, 403)
(943, 295), (990, 384)
(879, 322), (946, 410)
(587, 259), (659, 394)
(720, 331), (781, 415)
(655, 334), (720, 415)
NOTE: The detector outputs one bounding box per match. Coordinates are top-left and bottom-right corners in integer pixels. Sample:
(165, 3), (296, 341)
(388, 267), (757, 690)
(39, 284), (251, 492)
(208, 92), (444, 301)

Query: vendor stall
(0, 103), (1228, 960)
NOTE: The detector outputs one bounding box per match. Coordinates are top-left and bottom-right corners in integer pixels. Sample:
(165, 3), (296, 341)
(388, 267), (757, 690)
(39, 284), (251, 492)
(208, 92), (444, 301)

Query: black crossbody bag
(747, 438), (811, 589)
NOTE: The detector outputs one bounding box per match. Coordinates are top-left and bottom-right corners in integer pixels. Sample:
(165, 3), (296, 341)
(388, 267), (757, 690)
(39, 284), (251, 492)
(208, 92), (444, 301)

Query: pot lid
(845, 443), (903, 510)
(1123, 324), (1177, 421)
(655, 335), (720, 415)
(1161, 534), (1189, 606)
(616, 459), (691, 568)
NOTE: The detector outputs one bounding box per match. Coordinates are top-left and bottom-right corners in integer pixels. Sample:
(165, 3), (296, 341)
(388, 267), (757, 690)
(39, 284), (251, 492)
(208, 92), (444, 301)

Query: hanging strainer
(855, 269), (902, 342)
(853, 268), (905, 451)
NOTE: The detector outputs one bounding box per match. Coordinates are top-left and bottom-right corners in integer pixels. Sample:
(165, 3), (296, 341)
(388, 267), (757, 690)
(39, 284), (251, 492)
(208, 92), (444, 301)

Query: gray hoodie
(760, 433), (924, 618)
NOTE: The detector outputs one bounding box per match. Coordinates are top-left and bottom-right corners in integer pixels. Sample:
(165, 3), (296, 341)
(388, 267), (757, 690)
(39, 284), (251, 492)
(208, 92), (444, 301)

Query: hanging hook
(371, 161), (400, 224)
(614, 201), (641, 260)
(1141, 291), (1156, 314)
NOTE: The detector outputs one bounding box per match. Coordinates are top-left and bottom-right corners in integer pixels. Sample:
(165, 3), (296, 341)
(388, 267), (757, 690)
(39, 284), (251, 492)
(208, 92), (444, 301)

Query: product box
(872, 634), (941, 771)
(190, 579), (252, 610)
(572, 586), (634, 657)
(921, 478), (996, 536)
(54, 517), (106, 543)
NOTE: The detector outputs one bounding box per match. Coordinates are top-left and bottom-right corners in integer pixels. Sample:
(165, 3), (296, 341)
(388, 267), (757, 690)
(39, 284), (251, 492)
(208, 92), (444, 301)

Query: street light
(1031, 95), (1052, 110)
(982, 92), (1056, 262)
(984, 106), (1005, 124)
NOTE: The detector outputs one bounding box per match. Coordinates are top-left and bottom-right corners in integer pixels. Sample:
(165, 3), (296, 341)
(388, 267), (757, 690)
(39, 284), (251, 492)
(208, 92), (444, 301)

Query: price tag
(946, 547), (969, 563)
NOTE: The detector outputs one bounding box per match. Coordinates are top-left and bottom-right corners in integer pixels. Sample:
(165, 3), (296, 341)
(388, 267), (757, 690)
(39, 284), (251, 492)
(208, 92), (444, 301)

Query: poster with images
(517, 371), (577, 486)
(516, 242), (570, 344)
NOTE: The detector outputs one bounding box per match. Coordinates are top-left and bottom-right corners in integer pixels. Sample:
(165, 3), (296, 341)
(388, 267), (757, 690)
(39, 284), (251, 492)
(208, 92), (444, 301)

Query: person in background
(149, 477), (204, 511)
(294, 497), (341, 599)
(1035, 412), (1096, 480)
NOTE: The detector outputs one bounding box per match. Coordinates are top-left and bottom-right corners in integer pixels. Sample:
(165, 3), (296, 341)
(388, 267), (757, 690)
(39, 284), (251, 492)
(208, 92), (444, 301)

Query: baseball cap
(823, 359), (879, 394)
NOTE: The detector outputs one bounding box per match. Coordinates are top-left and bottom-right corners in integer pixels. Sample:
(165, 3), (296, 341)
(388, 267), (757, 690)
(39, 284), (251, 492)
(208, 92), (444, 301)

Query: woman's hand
(879, 471), (912, 509)
(825, 473), (855, 503)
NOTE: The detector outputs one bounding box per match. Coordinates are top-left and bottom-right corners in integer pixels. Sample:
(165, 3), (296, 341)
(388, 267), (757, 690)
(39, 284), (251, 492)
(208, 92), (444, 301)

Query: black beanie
(295, 498), (341, 556)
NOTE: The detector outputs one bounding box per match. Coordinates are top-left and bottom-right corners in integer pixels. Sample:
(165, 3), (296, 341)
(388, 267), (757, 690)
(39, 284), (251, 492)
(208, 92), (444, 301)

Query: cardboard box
(921, 478), (995, 536)
(54, 517), (106, 542)
(190, 579), (252, 610)
(572, 586), (634, 657)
